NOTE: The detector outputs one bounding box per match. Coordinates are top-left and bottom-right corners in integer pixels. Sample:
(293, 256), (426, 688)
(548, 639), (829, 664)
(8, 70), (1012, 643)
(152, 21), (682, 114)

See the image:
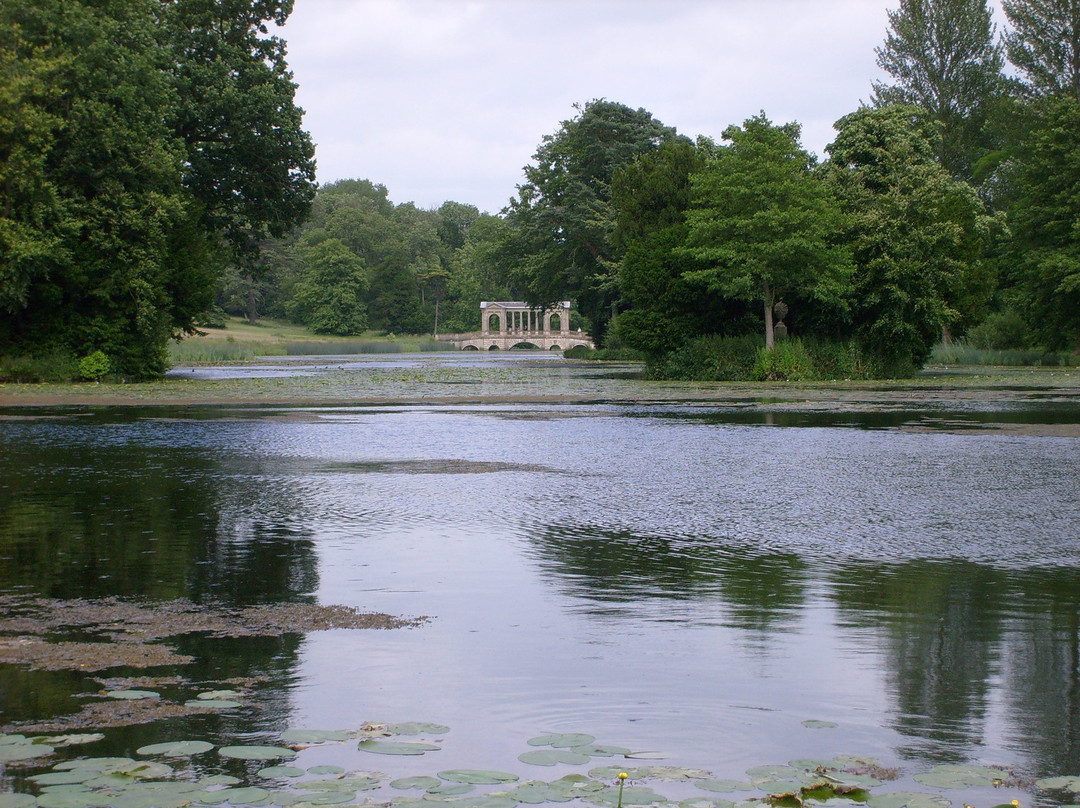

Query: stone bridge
(437, 301), (594, 351)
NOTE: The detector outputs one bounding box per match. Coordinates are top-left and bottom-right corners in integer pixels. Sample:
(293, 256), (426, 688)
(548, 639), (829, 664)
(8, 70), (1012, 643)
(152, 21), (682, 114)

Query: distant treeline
(3, 0), (1079, 380)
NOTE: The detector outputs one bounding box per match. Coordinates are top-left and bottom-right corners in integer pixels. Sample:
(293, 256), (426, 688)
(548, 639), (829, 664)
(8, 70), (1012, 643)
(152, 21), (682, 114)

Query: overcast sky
(281, 1), (906, 214)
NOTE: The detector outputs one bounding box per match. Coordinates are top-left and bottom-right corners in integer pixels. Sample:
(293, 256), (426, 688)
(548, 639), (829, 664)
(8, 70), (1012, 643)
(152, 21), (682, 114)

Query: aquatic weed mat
(0, 722), (1054, 808)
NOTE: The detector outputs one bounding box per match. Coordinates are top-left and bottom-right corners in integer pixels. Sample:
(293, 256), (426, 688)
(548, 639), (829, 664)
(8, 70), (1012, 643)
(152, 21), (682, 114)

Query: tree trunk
(433, 298), (440, 337)
(763, 280), (775, 351)
(245, 274), (257, 324)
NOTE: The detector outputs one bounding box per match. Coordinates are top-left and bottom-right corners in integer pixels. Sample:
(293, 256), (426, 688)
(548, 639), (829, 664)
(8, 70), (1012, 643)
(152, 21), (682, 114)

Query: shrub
(0, 350), (79, 383)
(967, 310), (1029, 350)
(77, 350), (111, 381)
(648, 335), (760, 380)
(751, 339), (815, 381)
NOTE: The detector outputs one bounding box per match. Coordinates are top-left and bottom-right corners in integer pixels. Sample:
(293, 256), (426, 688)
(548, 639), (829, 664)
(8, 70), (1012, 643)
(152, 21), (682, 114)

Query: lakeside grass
(167, 317), (456, 363)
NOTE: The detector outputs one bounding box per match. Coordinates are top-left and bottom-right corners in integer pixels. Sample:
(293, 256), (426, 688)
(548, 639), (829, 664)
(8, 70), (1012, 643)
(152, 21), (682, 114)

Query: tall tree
(683, 114), (852, 351)
(505, 100), (677, 343)
(0, 0), (314, 378)
(826, 105), (995, 370)
(1004, 96), (1080, 350)
(1003, 0), (1080, 99)
(873, 0), (1005, 179)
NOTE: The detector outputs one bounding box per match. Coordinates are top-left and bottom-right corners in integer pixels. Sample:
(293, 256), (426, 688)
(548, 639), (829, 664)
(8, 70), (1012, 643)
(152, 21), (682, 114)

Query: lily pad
(185, 699), (241, 710)
(867, 794), (952, 808)
(53, 757), (138, 772)
(218, 745), (297, 761)
(137, 740), (214, 756)
(443, 798), (520, 808)
(802, 720), (838, 729)
(393, 776), (443, 790)
(42, 734), (106, 747)
(279, 730), (352, 745)
(195, 786), (271, 805)
(306, 765), (346, 775)
(748, 766), (803, 784)
(259, 766), (306, 778)
(196, 690), (242, 700)
(587, 785), (669, 806)
(105, 690), (160, 700)
(31, 771), (96, 785)
(695, 781), (756, 794)
(357, 739), (441, 755)
(1036, 776), (1080, 792)
(0, 797), (39, 808)
(292, 792), (355, 805)
(681, 800), (736, 808)
(0, 743), (54, 761)
(913, 765), (1010, 789)
(528, 733), (596, 748)
(387, 722), (451, 735)
(427, 783), (476, 796)
(574, 744), (635, 758)
(519, 749), (591, 766)
(439, 770), (520, 785)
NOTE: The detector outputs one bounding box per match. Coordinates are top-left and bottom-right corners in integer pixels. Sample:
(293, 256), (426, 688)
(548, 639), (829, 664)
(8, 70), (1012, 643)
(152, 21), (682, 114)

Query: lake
(2, 354), (1080, 808)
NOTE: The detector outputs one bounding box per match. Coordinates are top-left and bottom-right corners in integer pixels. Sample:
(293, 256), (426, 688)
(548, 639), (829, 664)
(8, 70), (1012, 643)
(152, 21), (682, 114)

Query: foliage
(0, 0), (314, 379)
(505, 100), (679, 342)
(872, 0), (1005, 179)
(825, 105), (996, 371)
(683, 114), (853, 351)
(929, 341), (1075, 365)
(1002, 0), (1080, 99)
(286, 238), (369, 335)
(648, 335), (762, 381)
(1003, 95), (1080, 351)
(751, 339), (816, 381)
(966, 309), (1031, 349)
(77, 350), (111, 381)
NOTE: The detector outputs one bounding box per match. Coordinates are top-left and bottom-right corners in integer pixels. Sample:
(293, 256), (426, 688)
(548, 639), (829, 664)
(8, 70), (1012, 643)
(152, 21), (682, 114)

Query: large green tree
(1004, 96), (1080, 350)
(683, 114), (852, 351)
(505, 100), (678, 343)
(826, 105), (995, 370)
(872, 0), (1005, 179)
(1002, 0), (1080, 99)
(0, 0), (314, 378)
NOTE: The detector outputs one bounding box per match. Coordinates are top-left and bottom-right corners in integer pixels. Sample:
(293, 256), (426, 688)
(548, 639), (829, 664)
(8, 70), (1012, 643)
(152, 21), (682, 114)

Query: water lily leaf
(299, 776), (380, 792)
(0, 743), (54, 761)
(358, 739), (440, 755)
(757, 782), (806, 796)
(586, 785), (669, 806)
(54, 757), (138, 772)
(789, 760), (836, 772)
(258, 765), (306, 778)
(573, 745), (634, 758)
(305, 766), (346, 776)
(625, 753), (671, 761)
(0, 734), (30, 745)
(427, 784), (475, 796)
(528, 733), (596, 748)
(802, 721), (838, 729)
(0, 796), (38, 808)
(32, 771), (96, 786)
(826, 774), (882, 789)
(279, 730), (352, 745)
(387, 722), (451, 736)
(507, 782), (577, 804)
(438, 770), (520, 785)
(105, 690), (160, 700)
(197, 786), (271, 805)
(589, 767), (655, 781)
(137, 740), (214, 757)
(519, 749), (590, 766)
(681, 799), (735, 808)
(218, 745), (297, 761)
(199, 775), (243, 786)
(35, 792), (112, 808)
(196, 690), (242, 701)
(695, 781), (755, 794)
(291, 792), (356, 805)
(748, 766), (802, 784)
(441, 797), (520, 808)
(1036, 776), (1080, 792)
(867, 793), (951, 808)
(186, 699), (242, 710)
(913, 765), (1009, 789)
(41, 734), (106, 747)
(393, 777), (443, 790)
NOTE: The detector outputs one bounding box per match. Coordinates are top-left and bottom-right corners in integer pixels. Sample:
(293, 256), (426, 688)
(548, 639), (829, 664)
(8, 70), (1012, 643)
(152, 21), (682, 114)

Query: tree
(1002, 0), (1080, 99)
(286, 238), (369, 335)
(683, 114), (852, 351)
(505, 100), (678, 342)
(0, 0), (315, 377)
(872, 0), (1005, 179)
(825, 105), (996, 370)
(1004, 96), (1080, 350)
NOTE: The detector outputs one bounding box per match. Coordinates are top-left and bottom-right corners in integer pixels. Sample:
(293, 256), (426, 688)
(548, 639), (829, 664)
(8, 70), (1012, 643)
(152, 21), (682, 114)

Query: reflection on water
(1, 395), (1080, 786)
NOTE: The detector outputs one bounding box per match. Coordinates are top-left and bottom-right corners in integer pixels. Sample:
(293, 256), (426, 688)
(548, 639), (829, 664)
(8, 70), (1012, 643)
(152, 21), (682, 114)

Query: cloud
(283, 0), (894, 212)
